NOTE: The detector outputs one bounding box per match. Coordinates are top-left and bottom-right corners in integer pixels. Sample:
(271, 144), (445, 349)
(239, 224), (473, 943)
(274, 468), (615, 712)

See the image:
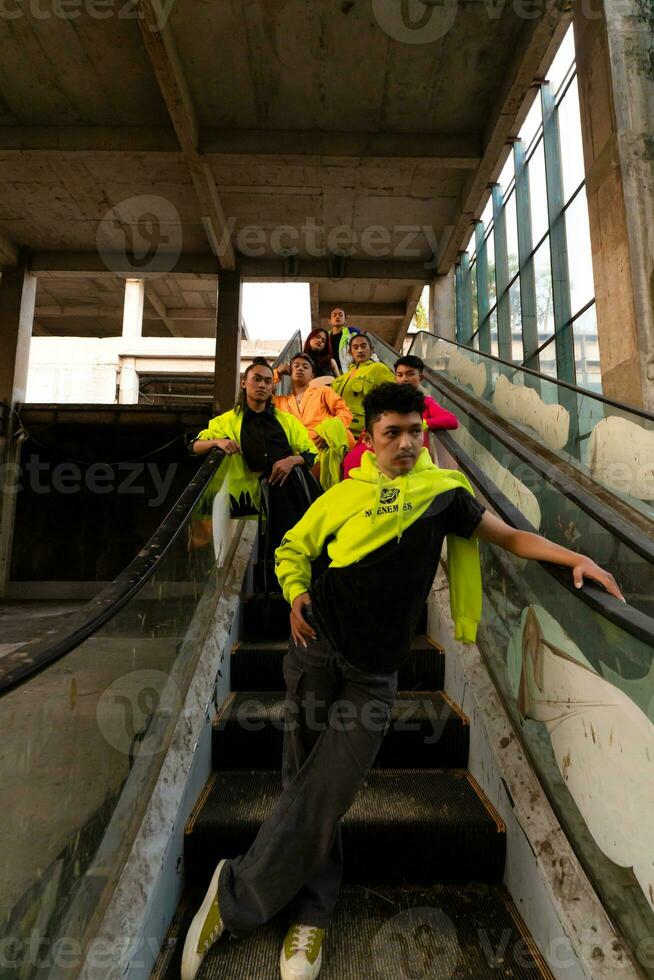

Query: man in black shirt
(191, 358), (320, 551)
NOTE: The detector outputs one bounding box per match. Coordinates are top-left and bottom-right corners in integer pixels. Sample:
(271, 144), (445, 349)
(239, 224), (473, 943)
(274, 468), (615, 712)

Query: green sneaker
(279, 923), (325, 980)
(181, 859), (226, 980)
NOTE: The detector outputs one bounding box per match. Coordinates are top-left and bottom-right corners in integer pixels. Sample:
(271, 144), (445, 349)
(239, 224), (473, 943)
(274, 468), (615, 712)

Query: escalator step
(184, 769), (505, 889)
(230, 635), (445, 692)
(242, 593), (429, 643)
(213, 691), (469, 770)
(157, 884), (552, 980)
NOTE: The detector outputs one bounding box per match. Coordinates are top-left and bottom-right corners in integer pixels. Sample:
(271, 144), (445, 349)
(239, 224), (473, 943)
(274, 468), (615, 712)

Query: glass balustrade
(411, 331), (654, 525)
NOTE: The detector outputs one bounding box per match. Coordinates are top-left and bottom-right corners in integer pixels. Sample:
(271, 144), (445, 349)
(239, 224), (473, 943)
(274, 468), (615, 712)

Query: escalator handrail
(437, 430), (654, 648)
(413, 330), (654, 424)
(0, 331), (303, 697)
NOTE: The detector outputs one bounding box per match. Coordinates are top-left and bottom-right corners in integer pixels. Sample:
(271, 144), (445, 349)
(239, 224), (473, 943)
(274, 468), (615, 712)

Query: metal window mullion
(541, 82), (575, 386)
(513, 140), (539, 374)
(492, 184), (512, 361)
(459, 251), (473, 345)
(455, 260), (464, 343)
(475, 221), (491, 354)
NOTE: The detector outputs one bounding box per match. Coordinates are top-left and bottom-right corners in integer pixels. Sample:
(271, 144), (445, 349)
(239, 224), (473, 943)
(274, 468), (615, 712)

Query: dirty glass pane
(558, 76), (586, 204)
(528, 140), (549, 247)
(566, 187), (595, 316)
(505, 191), (520, 278)
(533, 239), (554, 343)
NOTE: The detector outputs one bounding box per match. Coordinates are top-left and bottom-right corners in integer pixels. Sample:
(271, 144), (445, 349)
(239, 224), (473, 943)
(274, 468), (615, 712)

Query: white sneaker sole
(181, 859), (226, 980)
(279, 946), (323, 980)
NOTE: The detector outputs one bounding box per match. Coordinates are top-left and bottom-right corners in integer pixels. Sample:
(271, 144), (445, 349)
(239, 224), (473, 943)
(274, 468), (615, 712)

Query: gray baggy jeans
(218, 607), (398, 936)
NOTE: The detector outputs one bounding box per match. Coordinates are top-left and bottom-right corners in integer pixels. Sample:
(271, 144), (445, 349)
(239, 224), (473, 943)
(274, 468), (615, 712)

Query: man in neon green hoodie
(191, 358), (319, 553)
(331, 333), (395, 437)
(182, 383), (623, 980)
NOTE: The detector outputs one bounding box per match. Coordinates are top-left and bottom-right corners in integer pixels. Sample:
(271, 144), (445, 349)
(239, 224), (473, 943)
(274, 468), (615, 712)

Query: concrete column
(0, 260), (37, 596)
(309, 283), (320, 331)
(575, 0), (654, 410)
(213, 270), (242, 414)
(118, 278), (144, 404)
(0, 262), (37, 409)
(429, 272), (456, 341)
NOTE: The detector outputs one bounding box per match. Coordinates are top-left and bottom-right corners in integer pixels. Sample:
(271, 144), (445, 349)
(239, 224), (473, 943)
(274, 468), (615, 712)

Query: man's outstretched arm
(474, 511), (625, 601)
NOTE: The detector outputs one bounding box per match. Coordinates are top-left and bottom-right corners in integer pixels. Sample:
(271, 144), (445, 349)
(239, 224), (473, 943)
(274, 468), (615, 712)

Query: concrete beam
(201, 130), (481, 167)
(34, 305), (215, 322)
(0, 128), (480, 168)
(31, 252), (219, 277)
(136, 1), (236, 271)
(318, 302), (405, 319)
(0, 127), (180, 153)
(437, 10), (571, 275)
(145, 288), (183, 338)
(240, 258), (432, 284)
(31, 253), (431, 284)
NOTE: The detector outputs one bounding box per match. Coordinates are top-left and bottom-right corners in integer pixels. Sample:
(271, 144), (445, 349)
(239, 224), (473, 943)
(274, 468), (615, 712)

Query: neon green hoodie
(275, 448), (483, 644)
(196, 406), (315, 514)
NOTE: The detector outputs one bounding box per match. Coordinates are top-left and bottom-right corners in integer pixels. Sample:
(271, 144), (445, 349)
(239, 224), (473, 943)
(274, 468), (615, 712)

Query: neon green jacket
(331, 359), (395, 435)
(275, 448), (483, 643)
(196, 406), (316, 514)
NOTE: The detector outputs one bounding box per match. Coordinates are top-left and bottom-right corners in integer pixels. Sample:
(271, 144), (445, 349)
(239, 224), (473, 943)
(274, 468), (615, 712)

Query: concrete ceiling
(0, 0), (570, 347)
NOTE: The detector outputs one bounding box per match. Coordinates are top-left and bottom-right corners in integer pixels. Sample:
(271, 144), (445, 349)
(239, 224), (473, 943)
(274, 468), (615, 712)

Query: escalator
(1, 329), (653, 979)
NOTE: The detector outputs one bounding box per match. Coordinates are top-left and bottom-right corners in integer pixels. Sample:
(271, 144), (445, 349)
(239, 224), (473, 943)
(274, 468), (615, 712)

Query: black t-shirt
(240, 403), (314, 476)
(312, 488), (485, 674)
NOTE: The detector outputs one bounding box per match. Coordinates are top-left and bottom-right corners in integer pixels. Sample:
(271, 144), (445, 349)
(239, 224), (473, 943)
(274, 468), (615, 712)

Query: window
(454, 25), (600, 392)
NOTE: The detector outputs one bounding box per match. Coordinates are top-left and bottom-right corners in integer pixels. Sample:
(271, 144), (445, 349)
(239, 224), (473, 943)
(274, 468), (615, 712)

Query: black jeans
(218, 610), (398, 936)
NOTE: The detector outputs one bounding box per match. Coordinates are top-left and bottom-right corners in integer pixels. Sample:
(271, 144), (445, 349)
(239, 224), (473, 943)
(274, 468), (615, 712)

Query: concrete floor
(0, 600), (86, 657)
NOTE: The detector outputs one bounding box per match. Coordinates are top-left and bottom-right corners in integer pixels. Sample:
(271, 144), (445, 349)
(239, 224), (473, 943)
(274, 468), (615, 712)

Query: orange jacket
(273, 385), (355, 447)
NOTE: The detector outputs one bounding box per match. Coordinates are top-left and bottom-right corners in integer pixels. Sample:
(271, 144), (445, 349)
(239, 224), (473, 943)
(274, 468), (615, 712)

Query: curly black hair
(363, 382), (426, 433)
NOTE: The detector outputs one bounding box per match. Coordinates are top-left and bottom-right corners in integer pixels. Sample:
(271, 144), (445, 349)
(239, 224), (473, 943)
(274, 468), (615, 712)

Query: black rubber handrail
(437, 430), (654, 648)
(0, 331), (302, 697)
(413, 330), (654, 423)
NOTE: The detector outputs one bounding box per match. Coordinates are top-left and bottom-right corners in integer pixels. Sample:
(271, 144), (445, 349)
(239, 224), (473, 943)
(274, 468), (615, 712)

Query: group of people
(192, 308), (461, 552)
(183, 312), (623, 980)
